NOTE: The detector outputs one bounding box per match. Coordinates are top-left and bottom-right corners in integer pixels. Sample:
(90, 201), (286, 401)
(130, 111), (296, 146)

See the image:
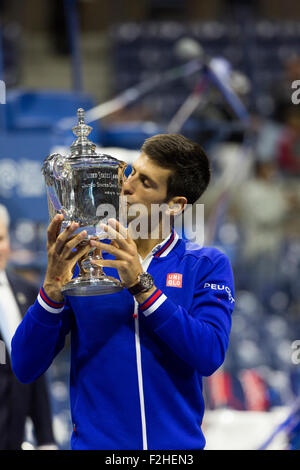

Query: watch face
(140, 272), (154, 290)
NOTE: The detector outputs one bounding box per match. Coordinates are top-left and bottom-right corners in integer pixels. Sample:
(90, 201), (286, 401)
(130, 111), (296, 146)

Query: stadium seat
(5, 88), (102, 143)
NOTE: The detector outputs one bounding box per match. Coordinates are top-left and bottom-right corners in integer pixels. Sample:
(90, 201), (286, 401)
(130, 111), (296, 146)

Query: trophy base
(61, 275), (124, 297)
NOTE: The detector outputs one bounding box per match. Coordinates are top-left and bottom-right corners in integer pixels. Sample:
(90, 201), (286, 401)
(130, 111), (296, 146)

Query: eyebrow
(131, 165), (158, 188)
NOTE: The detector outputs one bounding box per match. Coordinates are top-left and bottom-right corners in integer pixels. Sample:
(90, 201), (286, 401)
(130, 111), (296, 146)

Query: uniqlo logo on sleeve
(166, 273), (182, 288)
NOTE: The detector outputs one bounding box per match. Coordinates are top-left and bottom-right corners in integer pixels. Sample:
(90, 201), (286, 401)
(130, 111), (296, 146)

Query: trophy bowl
(42, 108), (127, 296)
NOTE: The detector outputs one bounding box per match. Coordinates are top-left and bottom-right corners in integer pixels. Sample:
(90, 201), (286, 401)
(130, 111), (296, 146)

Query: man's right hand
(43, 214), (91, 303)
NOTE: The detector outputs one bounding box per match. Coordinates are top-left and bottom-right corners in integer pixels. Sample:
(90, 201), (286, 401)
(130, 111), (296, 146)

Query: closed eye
(128, 167), (153, 188)
(141, 177), (151, 188)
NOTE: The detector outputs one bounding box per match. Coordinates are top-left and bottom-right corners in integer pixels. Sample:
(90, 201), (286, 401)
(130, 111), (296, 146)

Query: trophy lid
(70, 108), (120, 164)
(70, 108), (97, 157)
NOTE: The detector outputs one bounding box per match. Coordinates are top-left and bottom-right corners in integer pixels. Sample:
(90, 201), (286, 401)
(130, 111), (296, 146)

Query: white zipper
(134, 299), (148, 450)
(133, 231), (176, 449)
(134, 254), (153, 450)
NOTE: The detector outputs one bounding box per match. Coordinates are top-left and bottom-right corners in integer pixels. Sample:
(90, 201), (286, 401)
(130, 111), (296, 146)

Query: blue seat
(5, 88), (102, 143)
(101, 121), (163, 150)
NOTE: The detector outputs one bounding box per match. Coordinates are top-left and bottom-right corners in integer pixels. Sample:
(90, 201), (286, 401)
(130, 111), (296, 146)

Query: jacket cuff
(138, 288), (177, 329)
(37, 287), (65, 314)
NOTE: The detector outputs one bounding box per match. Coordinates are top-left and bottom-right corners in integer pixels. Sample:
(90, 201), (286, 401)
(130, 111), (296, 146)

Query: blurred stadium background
(0, 0), (300, 450)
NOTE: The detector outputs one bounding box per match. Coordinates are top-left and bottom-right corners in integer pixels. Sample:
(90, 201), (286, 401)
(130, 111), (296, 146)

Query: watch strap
(128, 272), (154, 295)
(128, 282), (147, 295)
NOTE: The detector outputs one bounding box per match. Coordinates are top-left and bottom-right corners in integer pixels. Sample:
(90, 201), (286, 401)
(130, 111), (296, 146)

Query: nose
(122, 174), (135, 195)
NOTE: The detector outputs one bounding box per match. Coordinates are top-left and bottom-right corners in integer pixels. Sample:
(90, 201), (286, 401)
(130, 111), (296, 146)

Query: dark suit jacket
(0, 269), (56, 450)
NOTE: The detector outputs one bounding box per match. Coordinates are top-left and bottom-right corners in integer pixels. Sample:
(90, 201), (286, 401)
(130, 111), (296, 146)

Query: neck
(129, 221), (172, 260)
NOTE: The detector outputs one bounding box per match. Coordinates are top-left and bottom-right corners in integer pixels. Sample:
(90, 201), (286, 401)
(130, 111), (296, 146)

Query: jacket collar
(138, 227), (186, 264)
(152, 227), (179, 258)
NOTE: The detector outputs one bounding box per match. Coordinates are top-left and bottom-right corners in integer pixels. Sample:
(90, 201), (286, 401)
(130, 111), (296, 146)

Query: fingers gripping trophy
(42, 108), (127, 296)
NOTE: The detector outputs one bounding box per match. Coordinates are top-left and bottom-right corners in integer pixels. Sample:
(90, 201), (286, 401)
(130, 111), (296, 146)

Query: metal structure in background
(56, 49), (250, 138)
(63, 0), (83, 93)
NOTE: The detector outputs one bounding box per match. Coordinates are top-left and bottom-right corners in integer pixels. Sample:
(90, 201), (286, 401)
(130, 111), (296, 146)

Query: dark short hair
(141, 134), (211, 205)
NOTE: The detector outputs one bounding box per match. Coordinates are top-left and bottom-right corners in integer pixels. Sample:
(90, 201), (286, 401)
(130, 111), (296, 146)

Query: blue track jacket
(11, 228), (235, 450)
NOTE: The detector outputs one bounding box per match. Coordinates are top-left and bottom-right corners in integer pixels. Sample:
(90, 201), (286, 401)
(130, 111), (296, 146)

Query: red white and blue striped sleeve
(139, 288), (167, 317)
(37, 287), (65, 314)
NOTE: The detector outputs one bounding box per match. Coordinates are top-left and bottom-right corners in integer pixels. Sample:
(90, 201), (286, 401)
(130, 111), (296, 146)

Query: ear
(165, 196), (187, 217)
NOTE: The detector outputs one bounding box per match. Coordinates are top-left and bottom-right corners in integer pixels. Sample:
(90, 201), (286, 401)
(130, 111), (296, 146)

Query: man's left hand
(89, 219), (143, 289)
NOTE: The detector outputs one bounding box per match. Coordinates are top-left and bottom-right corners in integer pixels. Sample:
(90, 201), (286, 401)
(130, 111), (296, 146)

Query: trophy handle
(42, 153), (73, 222)
(52, 154), (72, 181)
(117, 161), (128, 227)
(118, 160), (128, 188)
(42, 153), (71, 181)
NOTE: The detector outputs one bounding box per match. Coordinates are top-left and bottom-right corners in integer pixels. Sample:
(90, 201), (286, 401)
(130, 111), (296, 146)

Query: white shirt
(0, 270), (22, 355)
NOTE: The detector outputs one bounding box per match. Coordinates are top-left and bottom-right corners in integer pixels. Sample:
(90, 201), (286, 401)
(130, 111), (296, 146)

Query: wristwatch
(128, 272), (154, 295)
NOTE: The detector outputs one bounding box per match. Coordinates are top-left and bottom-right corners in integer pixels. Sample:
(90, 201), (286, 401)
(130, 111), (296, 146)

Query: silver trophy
(42, 108), (127, 296)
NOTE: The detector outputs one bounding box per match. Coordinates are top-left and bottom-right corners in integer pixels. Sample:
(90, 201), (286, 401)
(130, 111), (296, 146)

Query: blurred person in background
(254, 56), (300, 180)
(0, 204), (56, 450)
(277, 106), (300, 177)
(272, 55), (300, 125)
(230, 157), (295, 304)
